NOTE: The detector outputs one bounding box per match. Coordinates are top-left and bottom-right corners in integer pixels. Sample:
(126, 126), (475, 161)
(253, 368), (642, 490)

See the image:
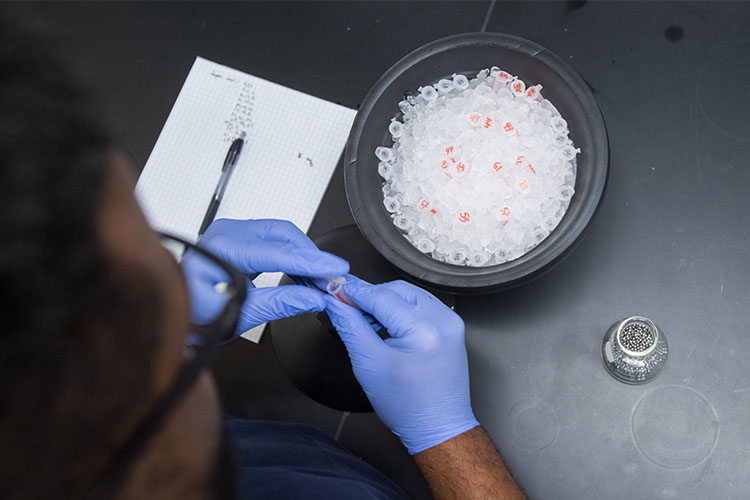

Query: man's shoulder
(223, 416), (409, 500)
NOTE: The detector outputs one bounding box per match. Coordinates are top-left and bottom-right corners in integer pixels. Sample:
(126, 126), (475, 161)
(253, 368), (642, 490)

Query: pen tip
(239, 131), (246, 140)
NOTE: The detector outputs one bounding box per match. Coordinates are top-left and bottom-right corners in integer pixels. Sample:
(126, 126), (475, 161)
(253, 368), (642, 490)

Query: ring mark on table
(631, 385), (719, 470)
(509, 398), (560, 452)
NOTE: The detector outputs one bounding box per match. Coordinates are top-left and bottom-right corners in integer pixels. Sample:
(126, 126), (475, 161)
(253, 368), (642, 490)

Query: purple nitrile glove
(324, 277), (479, 454)
(182, 218), (349, 338)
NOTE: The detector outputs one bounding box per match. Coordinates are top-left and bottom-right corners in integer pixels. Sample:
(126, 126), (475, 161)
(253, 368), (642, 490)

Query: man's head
(0, 17), (231, 500)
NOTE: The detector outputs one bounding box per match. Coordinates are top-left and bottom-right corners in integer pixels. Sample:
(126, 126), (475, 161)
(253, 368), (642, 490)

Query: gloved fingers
(184, 274), (228, 326)
(324, 276), (385, 332)
(254, 219), (319, 250)
(324, 295), (387, 358)
(236, 284), (327, 333)
(378, 279), (450, 310)
(211, 240), (349, 279)
(181, 248), (234, 325)
(197, 219), (348, 277)
(182, 247), (229, 280)
(377, 280), (423, 305)
(343, 279), (418, 338)
(375, 279), (459, 333)
(289, 274), (316, 289)
(200, 218), (315, 250)
(199, 218), (235, 239)
(343, 274), (372, 285)
(292, 273), (364, 299)
(350, 277), (433, 307)
(289, 274), (331, 293)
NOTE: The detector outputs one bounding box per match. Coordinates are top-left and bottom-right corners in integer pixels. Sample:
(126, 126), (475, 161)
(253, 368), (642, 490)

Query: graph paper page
(135, 56), (356, 342)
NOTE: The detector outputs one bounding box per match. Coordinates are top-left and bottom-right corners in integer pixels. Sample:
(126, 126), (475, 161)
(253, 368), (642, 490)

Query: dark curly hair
(0, 14), (162, 499)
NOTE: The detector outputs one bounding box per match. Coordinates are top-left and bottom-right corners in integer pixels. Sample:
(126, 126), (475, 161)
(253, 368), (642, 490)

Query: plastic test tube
(312, 276), (385, 332)
(324, 276), (358, 307)
(307, 276), (357, 307)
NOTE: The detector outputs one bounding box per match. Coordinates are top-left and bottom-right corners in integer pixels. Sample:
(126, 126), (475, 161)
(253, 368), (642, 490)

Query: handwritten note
(136, 57), (356, 342)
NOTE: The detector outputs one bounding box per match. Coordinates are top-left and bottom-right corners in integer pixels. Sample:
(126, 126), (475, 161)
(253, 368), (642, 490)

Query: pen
(198, 131), (246, 237)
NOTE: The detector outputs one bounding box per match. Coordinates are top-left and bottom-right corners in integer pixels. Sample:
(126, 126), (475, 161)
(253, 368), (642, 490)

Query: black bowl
(344, 33), (608, 294)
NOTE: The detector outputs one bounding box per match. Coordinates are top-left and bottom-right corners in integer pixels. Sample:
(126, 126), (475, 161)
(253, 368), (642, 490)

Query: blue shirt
(224, 417), (410, 500)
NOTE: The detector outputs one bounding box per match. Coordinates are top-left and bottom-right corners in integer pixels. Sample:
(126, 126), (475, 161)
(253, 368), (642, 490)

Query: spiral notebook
(135, 56), (356, 342)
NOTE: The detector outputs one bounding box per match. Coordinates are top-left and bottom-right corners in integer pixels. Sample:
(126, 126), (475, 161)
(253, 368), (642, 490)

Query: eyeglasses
(85, 233), (247, 500)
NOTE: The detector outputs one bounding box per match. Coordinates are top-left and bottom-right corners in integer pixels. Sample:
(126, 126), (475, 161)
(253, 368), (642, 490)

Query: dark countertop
(15, 2), (750, 499)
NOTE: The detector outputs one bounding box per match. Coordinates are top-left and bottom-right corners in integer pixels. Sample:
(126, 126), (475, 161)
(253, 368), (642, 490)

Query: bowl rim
(344, 32), (609, 293)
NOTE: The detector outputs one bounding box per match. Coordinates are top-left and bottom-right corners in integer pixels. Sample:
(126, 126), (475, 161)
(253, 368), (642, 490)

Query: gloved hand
(182, 218), (349, 338)
(324, 277), (479, 454)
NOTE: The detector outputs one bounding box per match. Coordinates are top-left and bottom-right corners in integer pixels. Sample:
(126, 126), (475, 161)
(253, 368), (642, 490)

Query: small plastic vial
(375, 146), (394, 162)
(560, 145), (581, 161)
(516, 179), (530, 194)
(511, 79), (526, 97)
(383, 196), (401, 213)
(378, 161), (393, 179)
(417, 238), (435, 253)
(551, 116), (568, 133)
(453, 161), (470, 177)
(493, 248), (509, 264)
(525, 84), (543, 100)
(553, 133), (569, 147)
(436, 79), (454, 93)
(558, 186), (575, 201)
(473, 84), (493, 97)
(452, 73), (470, 90)
(393, 214), (411, 230)
(326, 277), (357, 307)
(448, 248), (468, 266)
(468, 251), (491, 267)
(496, 69), (513, 83)
(419, 86), (438, 101)
(388, 120), (404, 138)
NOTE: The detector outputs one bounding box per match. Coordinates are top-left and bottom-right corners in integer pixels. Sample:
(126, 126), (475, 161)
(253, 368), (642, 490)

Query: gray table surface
(16, 2), (750, 498)
(463, 4), (750, 499)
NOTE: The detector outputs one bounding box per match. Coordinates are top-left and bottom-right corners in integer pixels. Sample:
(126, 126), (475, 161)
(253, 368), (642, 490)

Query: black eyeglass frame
(85, 232), (247, 500)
